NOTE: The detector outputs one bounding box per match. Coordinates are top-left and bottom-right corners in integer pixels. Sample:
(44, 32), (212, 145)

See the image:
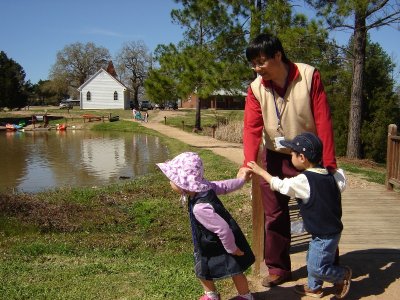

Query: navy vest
(298, 170), (343, 236)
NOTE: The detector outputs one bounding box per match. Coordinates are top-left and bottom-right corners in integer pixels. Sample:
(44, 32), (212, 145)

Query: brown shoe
(334, 266), (352, 299)
(261, 274), (291, 287)
(294, 284), (324, 298)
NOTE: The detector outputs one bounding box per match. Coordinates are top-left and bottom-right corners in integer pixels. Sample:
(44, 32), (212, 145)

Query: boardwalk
(135, 113), (400, 299)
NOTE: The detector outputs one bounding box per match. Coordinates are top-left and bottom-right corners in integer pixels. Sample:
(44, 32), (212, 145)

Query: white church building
(77, 68), (130, 110)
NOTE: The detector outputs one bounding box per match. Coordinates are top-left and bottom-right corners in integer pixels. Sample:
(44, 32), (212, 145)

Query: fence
(386, 124), (400, 190)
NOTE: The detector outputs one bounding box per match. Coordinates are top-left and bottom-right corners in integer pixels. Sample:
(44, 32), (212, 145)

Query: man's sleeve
(311, 70), (337, 170)
(242, 86), (264, 167)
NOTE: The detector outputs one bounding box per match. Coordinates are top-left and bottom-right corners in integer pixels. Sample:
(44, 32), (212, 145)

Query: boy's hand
(237, 167), (252, 181)
(246, 161), (263, 175)
(232, 247), (244, 256)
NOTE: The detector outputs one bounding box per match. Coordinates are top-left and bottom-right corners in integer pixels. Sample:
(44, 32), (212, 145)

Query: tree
(305, 0), (400, 158)
(31, 80), (59, 105)
(361, 40), (399, 162)
(146, 0), (250, 130)
(146, 0), (334, 131)
(145, 44), (181, 105)
(49, 42), (111, 94)
(115, 41), (152, 107)
(0, 51), (30, 109)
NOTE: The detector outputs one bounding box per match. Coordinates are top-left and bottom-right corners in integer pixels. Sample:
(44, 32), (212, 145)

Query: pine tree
(0, 51), (29, 109)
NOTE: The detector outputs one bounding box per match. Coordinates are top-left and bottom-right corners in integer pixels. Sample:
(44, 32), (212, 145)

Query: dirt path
(136, 109), (245, 166)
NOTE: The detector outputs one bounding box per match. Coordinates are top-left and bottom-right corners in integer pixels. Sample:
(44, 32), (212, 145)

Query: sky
(1, 0), (399, 85)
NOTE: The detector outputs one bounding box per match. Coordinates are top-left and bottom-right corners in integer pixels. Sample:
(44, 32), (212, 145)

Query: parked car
(139, 100), (153, 111)
(166, 102), (178, 110)
(59, 101), (73, 109)
(153, 103), (165, 110)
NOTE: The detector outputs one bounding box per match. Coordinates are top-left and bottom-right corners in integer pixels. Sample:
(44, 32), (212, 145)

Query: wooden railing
(386, 124), (400, 190)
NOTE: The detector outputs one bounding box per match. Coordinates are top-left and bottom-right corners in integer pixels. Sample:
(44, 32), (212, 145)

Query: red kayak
(56, 124), (67, 130)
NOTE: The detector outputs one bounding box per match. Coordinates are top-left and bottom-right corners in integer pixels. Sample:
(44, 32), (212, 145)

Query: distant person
(239, 32), (337, 287)
(157, 152), (255, 300)
(135, 111), (143, 121)
(247, 132), (351, 299)
(144, 111), (149, 123)
(132, 108), (136, 119)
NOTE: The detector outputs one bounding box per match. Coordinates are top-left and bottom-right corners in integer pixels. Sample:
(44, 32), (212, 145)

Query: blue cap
(280, 132), (323, 162)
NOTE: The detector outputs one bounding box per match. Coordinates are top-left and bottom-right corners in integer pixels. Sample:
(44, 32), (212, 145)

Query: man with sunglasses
(241, 33), (337, 287)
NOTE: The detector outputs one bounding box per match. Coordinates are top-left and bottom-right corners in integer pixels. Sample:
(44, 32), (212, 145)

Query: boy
(247, 132), (351, 299)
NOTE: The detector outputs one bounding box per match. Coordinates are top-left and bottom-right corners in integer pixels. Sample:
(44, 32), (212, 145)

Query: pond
(1, 130), (170, 193)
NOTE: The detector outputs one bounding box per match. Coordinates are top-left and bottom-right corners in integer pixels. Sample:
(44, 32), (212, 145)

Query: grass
(337, 161), (386, 185)
(164, 109), (244, 133)
(0, 119), (253, 300)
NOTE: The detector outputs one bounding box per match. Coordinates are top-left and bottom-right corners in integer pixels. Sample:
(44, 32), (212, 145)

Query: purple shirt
(192, 178), (245, 254)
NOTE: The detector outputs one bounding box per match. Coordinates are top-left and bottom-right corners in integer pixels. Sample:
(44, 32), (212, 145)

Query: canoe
(56, 124), (67, 130)
(5, 123), (22, 131)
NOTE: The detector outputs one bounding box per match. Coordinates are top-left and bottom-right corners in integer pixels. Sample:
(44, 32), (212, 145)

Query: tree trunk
(250, 0), (263, 40)
(195, 97), (202, 131)
(346, 10), (367, 159)
(133, 88), (139, 107)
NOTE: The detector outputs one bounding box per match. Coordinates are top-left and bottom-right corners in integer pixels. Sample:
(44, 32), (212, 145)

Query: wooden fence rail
(386, 124), (400, 190)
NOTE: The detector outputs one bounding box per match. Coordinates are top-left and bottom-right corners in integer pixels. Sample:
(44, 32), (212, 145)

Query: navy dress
(188, 189), (255, 280)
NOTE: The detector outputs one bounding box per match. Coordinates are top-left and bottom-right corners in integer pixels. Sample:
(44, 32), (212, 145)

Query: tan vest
(250, 63), (317, 154)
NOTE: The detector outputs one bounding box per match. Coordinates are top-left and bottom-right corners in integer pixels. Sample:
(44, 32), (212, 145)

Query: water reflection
(0, 130), (170, 193)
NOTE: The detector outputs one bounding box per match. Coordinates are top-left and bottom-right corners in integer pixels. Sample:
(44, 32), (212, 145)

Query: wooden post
(251, 149), (264, 275)
(164, 116), (167, 125)
(182, 120), (185, 131)
(386, 124), (397, 190)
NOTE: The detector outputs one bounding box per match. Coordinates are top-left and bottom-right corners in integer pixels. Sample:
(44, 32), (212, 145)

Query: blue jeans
(306, 233), (346, 290)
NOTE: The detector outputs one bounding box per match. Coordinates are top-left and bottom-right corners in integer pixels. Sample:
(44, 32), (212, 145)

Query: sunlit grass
(338, 162), (386, 184)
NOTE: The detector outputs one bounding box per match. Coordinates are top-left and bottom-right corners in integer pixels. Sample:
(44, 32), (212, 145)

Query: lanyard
(270, 80), (286, 134)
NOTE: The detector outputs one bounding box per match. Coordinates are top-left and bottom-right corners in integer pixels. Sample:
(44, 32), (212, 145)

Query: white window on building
(114, 91), (118, 100)
(86, 91), (91, 101)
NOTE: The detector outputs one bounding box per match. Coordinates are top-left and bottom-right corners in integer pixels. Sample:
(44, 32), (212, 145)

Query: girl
(157, 152), (255, 300)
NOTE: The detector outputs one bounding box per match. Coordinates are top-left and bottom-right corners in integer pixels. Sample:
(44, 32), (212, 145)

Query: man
(241, 33), (337, 287)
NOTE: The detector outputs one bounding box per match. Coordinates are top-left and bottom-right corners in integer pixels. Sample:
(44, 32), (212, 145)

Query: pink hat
(156, 152), (212, 192)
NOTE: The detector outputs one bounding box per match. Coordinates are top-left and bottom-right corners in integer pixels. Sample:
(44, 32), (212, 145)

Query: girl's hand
(237, 167), (252, 181)
(232, 247), (244, 256)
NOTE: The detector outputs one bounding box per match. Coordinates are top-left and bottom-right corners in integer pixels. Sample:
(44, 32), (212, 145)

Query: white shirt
(270, 168), (347, 204)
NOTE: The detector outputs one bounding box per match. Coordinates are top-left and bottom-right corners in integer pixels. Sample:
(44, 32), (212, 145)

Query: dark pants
(260, 149), (299, 277)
